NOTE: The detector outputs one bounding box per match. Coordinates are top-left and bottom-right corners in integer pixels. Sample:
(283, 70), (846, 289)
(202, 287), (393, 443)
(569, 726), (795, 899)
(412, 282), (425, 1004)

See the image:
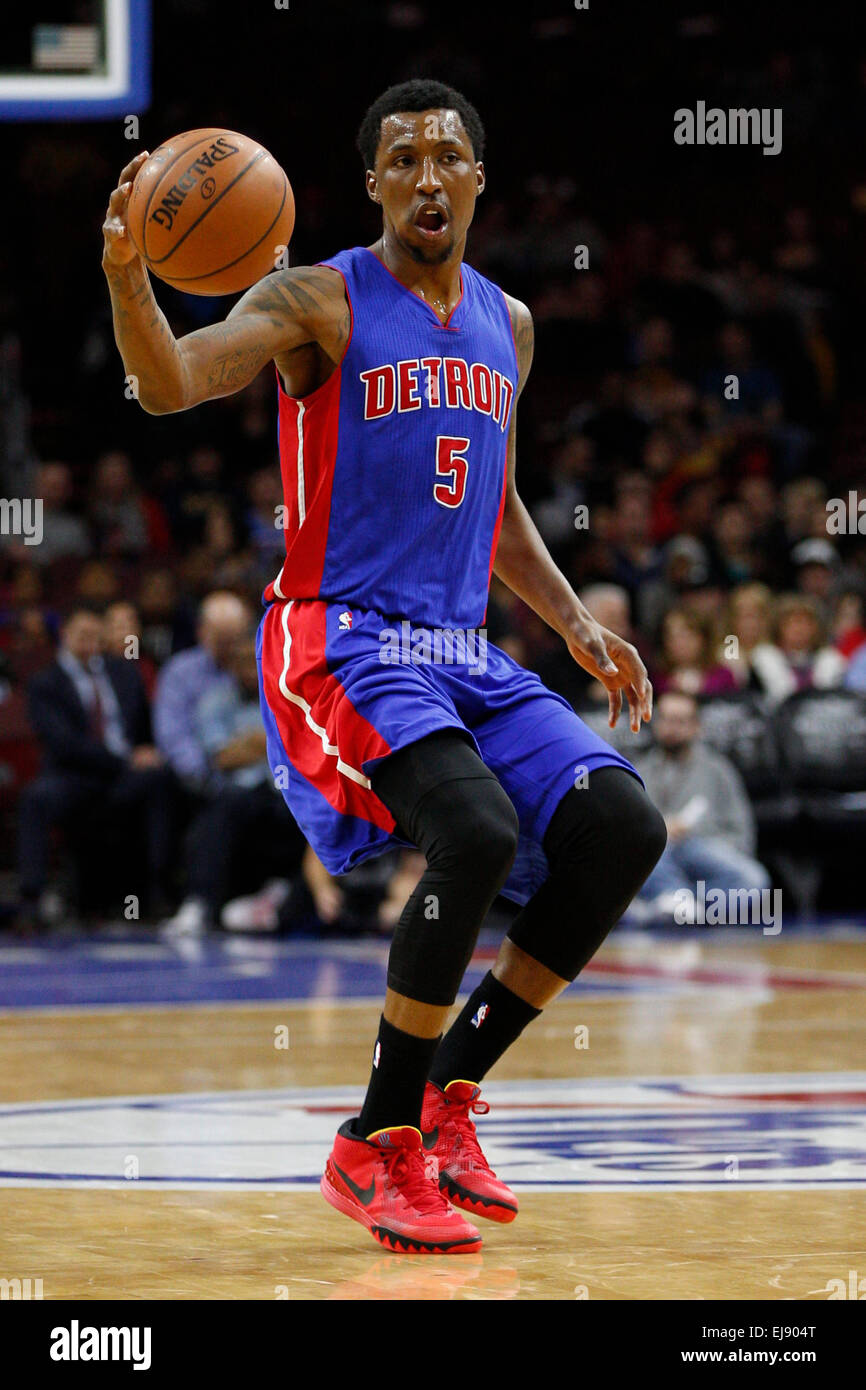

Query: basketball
(126, 128), (295, 295)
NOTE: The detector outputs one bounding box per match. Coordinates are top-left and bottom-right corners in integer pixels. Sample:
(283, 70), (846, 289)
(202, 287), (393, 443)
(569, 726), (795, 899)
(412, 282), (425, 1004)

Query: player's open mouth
(413, 204), (449, 237)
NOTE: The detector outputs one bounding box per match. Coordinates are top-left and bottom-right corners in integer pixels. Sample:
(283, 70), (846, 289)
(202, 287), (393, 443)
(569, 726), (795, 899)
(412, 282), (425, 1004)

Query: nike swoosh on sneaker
(332, 1162), (376, 1206)
(421, 1127), (439, 1150)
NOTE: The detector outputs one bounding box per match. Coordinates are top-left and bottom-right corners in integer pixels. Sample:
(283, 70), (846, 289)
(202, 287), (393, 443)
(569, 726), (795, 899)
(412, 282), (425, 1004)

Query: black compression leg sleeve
(369, 729), (520, 1007)
(506, 767), (667, 982)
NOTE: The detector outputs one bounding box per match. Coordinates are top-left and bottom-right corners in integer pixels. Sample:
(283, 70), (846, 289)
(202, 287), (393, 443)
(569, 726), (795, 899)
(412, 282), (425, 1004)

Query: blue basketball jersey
(264, 246), (518, 628)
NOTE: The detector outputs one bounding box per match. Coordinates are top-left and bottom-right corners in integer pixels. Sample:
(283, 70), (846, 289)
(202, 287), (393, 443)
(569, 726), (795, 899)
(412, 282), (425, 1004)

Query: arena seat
(776, 689), (866, 830)
(696, 691), (799, 834)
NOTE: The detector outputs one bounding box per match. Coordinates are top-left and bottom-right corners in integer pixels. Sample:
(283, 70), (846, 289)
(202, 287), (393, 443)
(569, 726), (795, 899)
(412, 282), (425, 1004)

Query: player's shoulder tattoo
(241, 264), (343, 324)
(503, 292), (534, 393)
(235, 263), (350, 357)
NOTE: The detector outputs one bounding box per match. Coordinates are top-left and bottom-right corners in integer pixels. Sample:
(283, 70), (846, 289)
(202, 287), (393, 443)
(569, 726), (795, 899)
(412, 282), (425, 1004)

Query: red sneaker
(421, 1080), (518, 1224)
(320, 1120), (483, 1254)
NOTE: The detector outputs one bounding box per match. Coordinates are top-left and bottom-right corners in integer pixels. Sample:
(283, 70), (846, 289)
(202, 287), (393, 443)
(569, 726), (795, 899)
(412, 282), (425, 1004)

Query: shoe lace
(445, 1094), (493, 1172)
(382, 1144), (450, 1215)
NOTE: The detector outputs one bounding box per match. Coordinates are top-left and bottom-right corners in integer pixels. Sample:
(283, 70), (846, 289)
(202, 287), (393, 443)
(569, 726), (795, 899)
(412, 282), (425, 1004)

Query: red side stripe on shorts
(260, 600), (396, 829)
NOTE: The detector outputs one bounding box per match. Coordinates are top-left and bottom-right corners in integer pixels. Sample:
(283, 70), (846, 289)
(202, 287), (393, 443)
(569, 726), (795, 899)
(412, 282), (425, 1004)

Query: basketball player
(103, 80), (666, 1254)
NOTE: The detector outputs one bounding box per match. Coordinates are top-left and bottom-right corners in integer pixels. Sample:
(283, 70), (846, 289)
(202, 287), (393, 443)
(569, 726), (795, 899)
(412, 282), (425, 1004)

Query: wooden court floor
(0, 935), (864, 1300)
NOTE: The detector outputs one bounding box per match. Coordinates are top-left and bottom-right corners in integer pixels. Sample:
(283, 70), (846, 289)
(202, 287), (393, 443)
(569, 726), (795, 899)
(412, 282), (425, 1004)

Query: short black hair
(357, 79), (485, 170)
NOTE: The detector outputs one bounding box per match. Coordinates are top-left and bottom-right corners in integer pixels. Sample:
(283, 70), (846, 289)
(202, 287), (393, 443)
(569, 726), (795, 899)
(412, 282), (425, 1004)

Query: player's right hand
(102, 151), (149, 269)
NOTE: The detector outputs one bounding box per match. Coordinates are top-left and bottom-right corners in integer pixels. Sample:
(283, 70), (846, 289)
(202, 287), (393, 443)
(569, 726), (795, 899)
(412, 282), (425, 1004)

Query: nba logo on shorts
(373, 1040), (381, 1068)
(338, 610), (353, 631)
(471, 1003), (489, 1029)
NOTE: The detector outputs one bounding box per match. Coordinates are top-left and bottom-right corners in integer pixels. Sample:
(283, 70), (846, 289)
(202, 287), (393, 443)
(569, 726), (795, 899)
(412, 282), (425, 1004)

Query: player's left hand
(565, 621), (653, 733)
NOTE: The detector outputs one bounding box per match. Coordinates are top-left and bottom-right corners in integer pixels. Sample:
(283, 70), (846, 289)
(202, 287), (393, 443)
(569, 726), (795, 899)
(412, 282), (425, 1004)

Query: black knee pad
(507, 767), (666, 982)
(423, 778), (519, 886)
(545, 767), (666, 881)
(627, 789), (668, 881)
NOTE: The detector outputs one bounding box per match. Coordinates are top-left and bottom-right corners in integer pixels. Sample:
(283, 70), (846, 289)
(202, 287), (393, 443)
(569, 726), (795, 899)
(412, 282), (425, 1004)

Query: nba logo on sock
(372, 1041), (381, 1068)
(338, 610), (353, 631)
(471, 1003), (489, 1029)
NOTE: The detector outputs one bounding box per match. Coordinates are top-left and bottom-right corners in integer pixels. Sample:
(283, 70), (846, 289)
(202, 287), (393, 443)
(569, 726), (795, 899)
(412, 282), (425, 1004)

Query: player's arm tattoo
(175, 266), (348, 404)
(207, 341), (271, 388)
(232, 265), (350, 359)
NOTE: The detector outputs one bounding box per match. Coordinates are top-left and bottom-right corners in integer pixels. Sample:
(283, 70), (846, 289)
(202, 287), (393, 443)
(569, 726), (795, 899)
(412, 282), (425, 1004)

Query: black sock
(356, 1015), (441, 1138)
(428, 972), (541, 1088)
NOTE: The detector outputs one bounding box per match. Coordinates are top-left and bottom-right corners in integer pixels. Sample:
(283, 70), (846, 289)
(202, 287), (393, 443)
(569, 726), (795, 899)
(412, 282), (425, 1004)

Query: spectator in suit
(16, 604), (173, 928)
(103, 600), (158, 701)
(634, 691), (771, 916)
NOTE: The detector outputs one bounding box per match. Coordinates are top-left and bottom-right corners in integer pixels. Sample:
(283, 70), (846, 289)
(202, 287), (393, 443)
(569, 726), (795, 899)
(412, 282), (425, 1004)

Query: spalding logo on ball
(126, 128), (295, 296)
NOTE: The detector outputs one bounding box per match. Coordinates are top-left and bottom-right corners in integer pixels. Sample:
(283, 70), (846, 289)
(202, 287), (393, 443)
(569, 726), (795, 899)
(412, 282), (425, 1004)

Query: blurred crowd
(2, 8), (866, 931)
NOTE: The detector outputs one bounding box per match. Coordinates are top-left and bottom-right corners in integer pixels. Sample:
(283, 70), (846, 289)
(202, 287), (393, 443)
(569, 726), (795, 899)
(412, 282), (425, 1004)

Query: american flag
(32, 25), (100, 72)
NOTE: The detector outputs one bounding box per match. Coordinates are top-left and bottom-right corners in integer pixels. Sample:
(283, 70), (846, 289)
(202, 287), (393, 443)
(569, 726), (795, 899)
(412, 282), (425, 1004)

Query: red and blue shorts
(256, 598), (640, 906)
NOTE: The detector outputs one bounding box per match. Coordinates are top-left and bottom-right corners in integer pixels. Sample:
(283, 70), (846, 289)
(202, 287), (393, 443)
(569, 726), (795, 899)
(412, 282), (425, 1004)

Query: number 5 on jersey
(434, 435), (470, 508)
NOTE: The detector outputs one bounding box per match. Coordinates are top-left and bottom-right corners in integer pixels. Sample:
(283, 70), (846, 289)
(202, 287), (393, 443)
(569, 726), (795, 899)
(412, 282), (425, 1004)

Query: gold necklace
(420, 288), (449, 317)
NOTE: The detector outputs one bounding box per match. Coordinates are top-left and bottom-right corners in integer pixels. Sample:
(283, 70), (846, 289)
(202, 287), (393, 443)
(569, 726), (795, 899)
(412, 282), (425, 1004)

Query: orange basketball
(126, 128), (295, 296)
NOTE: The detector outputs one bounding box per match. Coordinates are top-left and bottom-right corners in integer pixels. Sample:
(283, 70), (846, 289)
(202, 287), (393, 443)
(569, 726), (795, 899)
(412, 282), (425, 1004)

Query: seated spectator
(0, 563), (57, 681)
(530, 432), (594, 555)
(103, 600), (159, 700)
(536, 582), (635, 710)
(701, 321), (783, 424)
(736, 474), (789, 585)
(1, 462), (91, 568)
(780, 477), (826, 554)
(160, 621), (305, 936)
(88, 451), (166, 557)
(137, 568), (196, 665)
(153, 591), (251, 794)
(845, 641), (866, 693)
(791, 537), (839, 604)
(244, 468), (286, 563)
(722, 582), (774, 690)
(832, 589), (866, 660)
(74, 559), (121, 609)
(750, 594), (846, 704)
(171, 445), (241, 546)
(711, 501), (757, 586)
(16, 604), (172, 928)
(611, 474), (665, 595)
(634, 691), (771, 914)
(655, 606), (737, 696)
